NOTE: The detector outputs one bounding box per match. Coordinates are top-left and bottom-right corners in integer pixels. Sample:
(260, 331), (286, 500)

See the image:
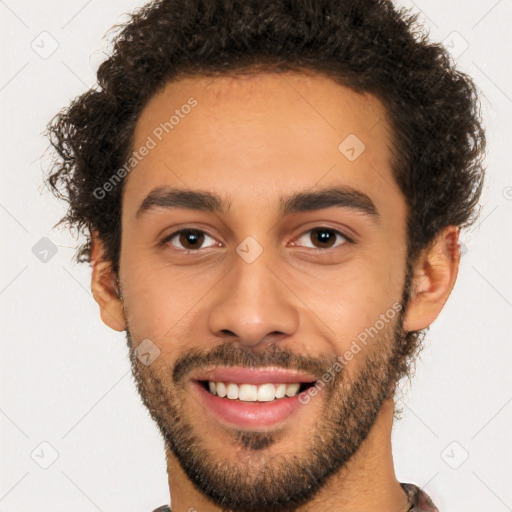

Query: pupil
(313, 228), (335, 248)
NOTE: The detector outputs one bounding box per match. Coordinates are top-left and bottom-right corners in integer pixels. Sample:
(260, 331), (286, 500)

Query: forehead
(124, 70), (399, 218)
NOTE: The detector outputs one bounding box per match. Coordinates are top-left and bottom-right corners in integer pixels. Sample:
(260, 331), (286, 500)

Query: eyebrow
(281, 187), (379, 222)
(136, 187), (227, 218)
(135, 185), (380, 223)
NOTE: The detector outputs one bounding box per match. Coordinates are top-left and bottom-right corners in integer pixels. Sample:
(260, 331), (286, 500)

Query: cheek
(120, 253), (219, 343)
(298, 253), (404, 353)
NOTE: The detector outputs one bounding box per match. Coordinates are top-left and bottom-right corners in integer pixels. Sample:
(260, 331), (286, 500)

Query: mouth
(196, 379), (316, 401)
(190, 367), (319, 428)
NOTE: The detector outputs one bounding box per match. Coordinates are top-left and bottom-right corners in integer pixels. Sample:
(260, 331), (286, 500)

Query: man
(45, 0), (486, 510)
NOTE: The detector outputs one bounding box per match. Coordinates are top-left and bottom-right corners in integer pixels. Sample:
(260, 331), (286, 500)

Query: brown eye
(295, 227), (349, 249)
(165, 229), (217, 251)
(178, 230), (204, 249)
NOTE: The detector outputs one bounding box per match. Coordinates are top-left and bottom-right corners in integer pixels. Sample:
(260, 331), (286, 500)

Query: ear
(90, 230), (127, 332)
(403, 226), (461, 332)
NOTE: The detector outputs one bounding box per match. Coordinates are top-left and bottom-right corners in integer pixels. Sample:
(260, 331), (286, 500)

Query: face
(117, 71), (412, 511)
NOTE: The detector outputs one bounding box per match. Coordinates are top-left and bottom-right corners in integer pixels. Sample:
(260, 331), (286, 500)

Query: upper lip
(192, 366), (318, 385)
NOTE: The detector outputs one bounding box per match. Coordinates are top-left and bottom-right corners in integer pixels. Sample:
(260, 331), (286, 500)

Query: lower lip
(193, 381), (309, 428)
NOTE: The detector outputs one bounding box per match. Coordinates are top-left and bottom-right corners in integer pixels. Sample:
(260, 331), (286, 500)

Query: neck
(165, 397), (409, 512)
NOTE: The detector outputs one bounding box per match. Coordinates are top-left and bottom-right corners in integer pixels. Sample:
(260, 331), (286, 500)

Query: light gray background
(1, 0), (511, 511)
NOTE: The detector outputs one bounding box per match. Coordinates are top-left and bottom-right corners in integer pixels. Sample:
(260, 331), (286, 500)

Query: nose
(207, 250), (300, 348)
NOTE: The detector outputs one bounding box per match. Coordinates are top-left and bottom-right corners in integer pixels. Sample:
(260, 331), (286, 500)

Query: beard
(125, 270), (419, 512)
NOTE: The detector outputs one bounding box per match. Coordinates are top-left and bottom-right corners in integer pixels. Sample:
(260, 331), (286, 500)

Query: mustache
(172, 342), (339, 386)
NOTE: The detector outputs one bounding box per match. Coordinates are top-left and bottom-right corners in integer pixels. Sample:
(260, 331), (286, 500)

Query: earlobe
(402, 226), (461, 332)
(90, 231), (127, 332)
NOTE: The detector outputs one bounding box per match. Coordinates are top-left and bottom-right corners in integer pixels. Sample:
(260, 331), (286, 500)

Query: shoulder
(152, 485), (439, 512)
(400, 482), (440, 512)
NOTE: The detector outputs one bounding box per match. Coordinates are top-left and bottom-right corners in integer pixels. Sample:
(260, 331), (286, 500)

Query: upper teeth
(208, 381), (302, 401)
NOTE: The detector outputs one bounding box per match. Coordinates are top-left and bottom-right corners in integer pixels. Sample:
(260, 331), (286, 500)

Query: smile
(199, 380), (314, 401)
(191, 366), (319, 428)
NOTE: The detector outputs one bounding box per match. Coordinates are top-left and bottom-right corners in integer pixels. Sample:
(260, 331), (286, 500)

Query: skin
(90, 70), (460, 512)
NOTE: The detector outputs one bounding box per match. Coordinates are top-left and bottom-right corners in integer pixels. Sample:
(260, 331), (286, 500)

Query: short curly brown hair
(45, 0), (486, 279)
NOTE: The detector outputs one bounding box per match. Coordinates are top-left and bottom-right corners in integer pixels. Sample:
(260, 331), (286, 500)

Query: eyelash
(159, 226), (354, 252)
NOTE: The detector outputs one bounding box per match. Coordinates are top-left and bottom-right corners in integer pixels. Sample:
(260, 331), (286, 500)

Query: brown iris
(178, 230), (205, 250)
(309, 228), (337, 248)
